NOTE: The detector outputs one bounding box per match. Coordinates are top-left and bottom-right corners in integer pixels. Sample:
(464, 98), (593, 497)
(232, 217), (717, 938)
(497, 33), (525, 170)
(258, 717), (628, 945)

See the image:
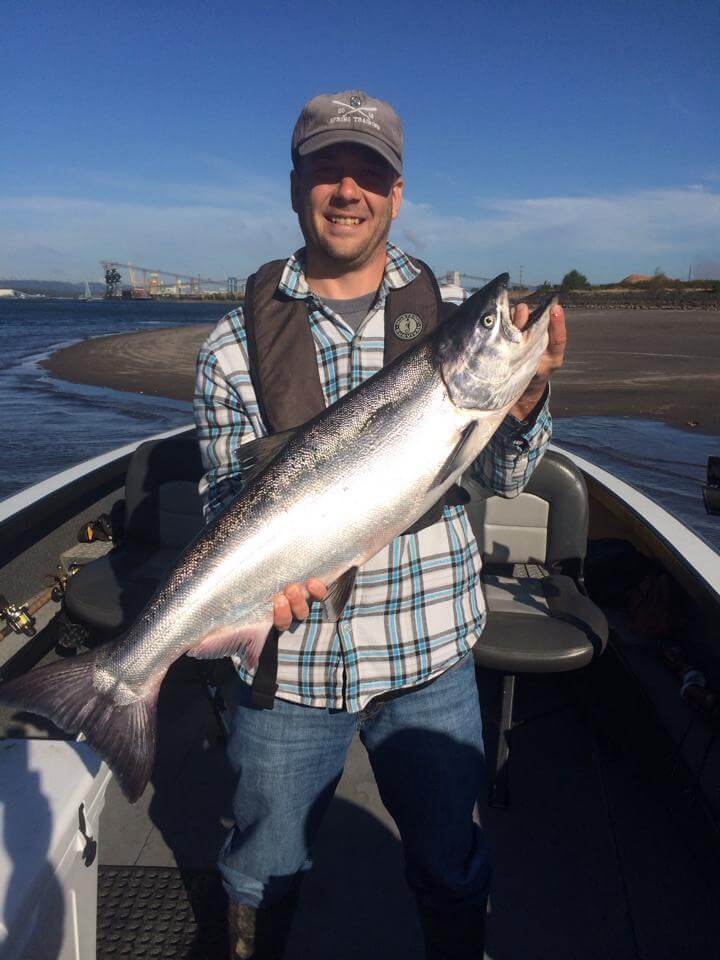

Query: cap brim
(297, 130), (402, 175)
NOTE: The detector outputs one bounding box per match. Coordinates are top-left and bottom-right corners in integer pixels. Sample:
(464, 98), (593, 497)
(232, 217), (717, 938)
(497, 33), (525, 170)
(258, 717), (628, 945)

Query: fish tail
(0, 647), (158, 803)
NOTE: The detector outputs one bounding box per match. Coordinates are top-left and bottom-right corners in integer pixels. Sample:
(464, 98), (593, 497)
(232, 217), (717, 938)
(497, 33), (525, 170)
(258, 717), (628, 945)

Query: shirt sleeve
(440, 286), (552, 499)
(193, 309), (264, 523)
(468, 390), (552, 498)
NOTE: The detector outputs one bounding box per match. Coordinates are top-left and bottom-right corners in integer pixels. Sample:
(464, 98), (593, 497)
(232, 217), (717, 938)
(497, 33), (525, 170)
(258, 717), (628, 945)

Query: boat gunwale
(0, 424), (195, 526)
(552, 444), (720, 607)
(0, 429), (716, 608)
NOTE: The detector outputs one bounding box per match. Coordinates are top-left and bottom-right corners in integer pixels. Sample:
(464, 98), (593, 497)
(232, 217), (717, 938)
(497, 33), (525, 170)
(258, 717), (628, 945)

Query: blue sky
(1, 0), (718, 284)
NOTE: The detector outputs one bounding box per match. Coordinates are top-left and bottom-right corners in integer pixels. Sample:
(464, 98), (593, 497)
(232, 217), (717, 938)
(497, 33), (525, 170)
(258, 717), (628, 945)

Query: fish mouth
(526, 294), (559, 330)
(500, 292), (556, 346)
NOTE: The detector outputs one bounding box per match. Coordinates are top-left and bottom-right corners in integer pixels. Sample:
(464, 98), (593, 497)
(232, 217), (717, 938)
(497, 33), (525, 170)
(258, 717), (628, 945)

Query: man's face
(291, 143), (403, 270)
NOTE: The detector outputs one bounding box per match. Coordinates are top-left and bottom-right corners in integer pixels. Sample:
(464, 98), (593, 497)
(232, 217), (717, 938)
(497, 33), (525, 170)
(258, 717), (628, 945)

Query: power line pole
(518, 265), (524, 288)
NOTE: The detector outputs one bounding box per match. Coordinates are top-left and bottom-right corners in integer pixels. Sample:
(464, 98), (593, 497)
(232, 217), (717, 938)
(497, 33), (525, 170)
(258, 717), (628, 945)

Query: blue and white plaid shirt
(194, 242), (551, 711)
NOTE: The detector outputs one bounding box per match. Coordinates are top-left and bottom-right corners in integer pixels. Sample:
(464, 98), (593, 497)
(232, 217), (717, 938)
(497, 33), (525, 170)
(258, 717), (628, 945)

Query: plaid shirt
(194, 243), (551, 711)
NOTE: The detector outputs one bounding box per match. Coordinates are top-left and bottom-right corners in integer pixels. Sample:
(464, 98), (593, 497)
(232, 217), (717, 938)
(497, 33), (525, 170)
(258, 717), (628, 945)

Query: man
(194, 90), (566, 959)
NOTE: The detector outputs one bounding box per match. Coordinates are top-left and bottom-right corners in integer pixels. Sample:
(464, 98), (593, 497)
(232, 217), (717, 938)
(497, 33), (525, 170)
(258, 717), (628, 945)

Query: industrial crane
(100, 260), (241, 299)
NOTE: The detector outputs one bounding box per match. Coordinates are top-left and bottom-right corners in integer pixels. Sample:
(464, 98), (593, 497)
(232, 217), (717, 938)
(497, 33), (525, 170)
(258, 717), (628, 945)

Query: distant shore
(40, 309), (720, 436)
(526, 290), (720, 311)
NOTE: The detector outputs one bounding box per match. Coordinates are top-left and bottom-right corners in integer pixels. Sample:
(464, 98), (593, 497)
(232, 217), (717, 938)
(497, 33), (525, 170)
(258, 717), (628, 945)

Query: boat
(79, 281), (94, 302)
(1, 425), (720, 958)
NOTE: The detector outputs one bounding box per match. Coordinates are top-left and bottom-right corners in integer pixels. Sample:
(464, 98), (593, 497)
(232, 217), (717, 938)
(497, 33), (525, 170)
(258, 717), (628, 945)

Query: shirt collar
(277, 242), (420, 301)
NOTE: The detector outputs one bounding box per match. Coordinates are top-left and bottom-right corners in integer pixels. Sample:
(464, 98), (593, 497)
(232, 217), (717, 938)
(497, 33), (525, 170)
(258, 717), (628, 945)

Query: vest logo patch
(394, 313), (423, 340)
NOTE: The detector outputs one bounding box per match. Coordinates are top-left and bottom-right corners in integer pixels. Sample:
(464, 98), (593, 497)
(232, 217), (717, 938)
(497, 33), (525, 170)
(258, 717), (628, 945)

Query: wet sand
(41, 309), (720, 435)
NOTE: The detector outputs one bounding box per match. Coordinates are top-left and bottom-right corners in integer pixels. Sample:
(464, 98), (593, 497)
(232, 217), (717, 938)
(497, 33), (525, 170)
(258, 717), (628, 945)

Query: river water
(2, 299), (718, 551)
(0, 299), (215, 500)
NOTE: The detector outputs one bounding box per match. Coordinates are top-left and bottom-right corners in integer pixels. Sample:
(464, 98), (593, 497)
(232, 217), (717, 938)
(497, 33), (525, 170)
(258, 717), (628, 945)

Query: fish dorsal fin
(237, 428), (296, 485)
(323, 567), (358, 621)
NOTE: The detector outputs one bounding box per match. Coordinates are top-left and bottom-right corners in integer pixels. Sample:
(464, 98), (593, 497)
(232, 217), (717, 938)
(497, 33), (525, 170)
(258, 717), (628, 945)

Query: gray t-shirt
(322, 290), (377, 334)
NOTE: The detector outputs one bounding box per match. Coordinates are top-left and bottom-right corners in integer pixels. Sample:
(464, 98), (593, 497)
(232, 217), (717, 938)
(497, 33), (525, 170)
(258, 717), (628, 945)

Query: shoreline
(40, 309), (720, 437)
(40, 324), (213, 402)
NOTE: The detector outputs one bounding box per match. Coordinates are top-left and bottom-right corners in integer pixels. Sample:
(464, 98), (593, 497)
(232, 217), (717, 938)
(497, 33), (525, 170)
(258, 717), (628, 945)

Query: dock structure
(100, 260), (245, 299)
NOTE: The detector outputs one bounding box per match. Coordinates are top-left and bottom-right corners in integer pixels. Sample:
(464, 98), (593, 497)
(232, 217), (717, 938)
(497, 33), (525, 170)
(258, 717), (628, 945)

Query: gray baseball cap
(292, 90), (403, 175)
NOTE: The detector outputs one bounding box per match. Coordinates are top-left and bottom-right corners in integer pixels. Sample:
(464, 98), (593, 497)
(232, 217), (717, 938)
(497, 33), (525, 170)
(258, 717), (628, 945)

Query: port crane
(439, 271), (538, 290)
(100, 260), (242, 298)
(437, 270), (493, 290)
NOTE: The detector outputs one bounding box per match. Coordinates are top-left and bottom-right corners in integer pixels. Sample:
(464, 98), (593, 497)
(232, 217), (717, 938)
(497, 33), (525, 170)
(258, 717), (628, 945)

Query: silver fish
(1, 274), (553, 801)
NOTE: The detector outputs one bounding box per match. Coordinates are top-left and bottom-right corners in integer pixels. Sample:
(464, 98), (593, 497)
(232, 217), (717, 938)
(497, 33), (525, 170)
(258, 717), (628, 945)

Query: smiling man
(290, 140), (402, 285)
(194, 90), (565, 959)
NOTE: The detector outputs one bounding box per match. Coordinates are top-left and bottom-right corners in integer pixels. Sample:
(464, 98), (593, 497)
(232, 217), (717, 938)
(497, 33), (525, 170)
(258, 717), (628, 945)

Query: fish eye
(481, 314), (495, 327)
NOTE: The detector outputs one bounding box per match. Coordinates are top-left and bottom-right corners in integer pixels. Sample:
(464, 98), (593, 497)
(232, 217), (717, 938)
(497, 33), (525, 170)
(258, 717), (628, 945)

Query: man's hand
(272, 579), (327, 631)
(509, 302), (566, 421)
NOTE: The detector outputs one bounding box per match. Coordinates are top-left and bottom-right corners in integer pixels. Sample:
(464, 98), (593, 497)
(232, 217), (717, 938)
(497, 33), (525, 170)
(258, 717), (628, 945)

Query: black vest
(241, 254), (467, 534)
(243, 255), (453, 432)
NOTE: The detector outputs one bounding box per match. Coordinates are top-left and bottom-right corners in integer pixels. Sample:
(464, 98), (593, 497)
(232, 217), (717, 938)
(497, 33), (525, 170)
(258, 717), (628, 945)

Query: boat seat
(64, 432), (205, 635)
(465, 449), (609, 807)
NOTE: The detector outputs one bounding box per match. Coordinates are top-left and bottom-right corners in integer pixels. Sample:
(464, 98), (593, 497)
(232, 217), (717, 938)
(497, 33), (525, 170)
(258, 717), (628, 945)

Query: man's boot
(228, 888), (300, 960)
(417, 902), (487, 960)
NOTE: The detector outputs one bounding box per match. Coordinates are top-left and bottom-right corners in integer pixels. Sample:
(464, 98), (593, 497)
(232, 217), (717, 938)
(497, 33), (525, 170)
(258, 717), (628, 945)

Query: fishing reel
(702, 457), (720, 517)
(0, 594), (37, 638)
(661, 645), (720, 728)
(49, 564), (80, 603)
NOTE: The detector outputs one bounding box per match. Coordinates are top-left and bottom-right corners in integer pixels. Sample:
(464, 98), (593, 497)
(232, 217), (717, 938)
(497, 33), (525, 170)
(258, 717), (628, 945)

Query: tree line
(536, 270), (720, 293)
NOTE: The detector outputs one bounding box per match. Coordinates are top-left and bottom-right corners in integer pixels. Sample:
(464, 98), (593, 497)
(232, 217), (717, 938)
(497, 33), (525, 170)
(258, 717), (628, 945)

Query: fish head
(436, 273), (554, 412)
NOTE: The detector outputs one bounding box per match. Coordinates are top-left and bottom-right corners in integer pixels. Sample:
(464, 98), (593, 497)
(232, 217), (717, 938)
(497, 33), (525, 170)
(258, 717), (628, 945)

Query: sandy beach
(40, 309), (720, 435)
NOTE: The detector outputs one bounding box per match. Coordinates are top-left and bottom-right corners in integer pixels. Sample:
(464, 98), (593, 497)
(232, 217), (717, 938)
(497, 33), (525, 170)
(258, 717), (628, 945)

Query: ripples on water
(554, 417), (719, 550)
(2, 300), (719, 551)
(1, 299), (219, 499)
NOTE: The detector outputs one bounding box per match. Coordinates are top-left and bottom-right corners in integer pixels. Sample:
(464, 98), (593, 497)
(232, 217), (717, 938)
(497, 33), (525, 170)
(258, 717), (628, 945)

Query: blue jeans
(218, 654), (490, 911)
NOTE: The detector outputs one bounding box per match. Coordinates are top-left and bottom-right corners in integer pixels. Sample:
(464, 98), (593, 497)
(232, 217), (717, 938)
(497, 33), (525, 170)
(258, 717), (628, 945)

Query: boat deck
(93, 648), (720, 959)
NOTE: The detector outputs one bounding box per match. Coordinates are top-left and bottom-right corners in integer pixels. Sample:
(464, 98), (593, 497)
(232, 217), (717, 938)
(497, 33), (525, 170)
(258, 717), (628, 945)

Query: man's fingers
(272, 593), (293, 631)
(545, 305), (567, 370)
(283, 583), (310, 621)
(272, 579), (327, 629)
(548, 303), (567, 347)
(511, 302), (530, 331)
(513, 303), (566, 350)
(306, 578), (327, 601)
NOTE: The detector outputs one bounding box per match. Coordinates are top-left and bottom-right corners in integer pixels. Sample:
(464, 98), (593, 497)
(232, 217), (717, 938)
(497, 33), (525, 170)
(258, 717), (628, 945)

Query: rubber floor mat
(97, 865), (227, 959)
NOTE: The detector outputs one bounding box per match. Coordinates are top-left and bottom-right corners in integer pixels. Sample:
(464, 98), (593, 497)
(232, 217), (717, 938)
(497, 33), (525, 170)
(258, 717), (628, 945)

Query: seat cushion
(126, 479), (205, 549)
(468, 493), (549, 565)
(472, 574), (608, 673)
(64, 543), (184, 633)
(123, 433), (205, 549)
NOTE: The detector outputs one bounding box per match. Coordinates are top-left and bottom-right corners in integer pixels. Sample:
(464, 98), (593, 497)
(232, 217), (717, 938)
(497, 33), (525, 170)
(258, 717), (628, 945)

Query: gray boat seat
(478, 572), (608, 672)
(465, 449), (609, 806)
(64, 432), (205, 635)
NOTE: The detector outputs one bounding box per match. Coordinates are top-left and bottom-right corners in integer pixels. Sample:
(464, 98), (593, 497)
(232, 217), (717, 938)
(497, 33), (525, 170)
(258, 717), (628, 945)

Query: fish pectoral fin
(431, 422), (478, 490)
(323, 567), (358, 622)
(187, 622), (273, 669)
(238, 429), (297, 485)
